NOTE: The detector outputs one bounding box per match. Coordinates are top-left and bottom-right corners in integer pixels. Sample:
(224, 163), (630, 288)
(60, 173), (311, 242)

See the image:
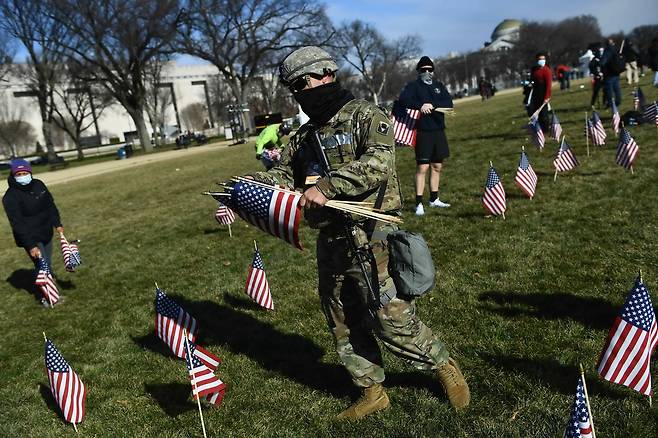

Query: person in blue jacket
(398, 56), (453, 216)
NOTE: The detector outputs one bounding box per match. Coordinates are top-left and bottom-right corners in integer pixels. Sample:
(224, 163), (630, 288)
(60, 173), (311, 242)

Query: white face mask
(14, 174), (32, 185)
(537, 59), (546, 67)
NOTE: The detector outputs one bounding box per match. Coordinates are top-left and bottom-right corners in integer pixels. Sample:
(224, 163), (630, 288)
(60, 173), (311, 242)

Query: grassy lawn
(1, 77), (657, 437)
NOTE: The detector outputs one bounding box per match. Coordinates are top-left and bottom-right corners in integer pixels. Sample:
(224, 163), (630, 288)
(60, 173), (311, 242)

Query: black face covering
(293, 82), (354, 125)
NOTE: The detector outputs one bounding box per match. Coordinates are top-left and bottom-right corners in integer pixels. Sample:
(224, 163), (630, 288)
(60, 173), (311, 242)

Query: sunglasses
(419, 67), (434, 73)
(287, 73), (326, 93)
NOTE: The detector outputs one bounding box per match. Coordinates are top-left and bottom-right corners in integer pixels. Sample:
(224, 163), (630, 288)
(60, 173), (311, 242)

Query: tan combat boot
(436, 357), (470, 410)
(336, 383), (390, 420)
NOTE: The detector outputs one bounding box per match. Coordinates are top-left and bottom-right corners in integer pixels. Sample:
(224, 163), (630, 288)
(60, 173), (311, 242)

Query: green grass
(1, 77), (658, 437)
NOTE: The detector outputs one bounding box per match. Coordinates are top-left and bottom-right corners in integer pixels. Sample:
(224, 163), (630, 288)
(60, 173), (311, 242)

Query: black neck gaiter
(294, 82), (355, 125)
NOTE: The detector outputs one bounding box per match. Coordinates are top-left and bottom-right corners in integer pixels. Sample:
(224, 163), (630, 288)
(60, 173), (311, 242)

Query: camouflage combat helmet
(279, 46), (338, 86)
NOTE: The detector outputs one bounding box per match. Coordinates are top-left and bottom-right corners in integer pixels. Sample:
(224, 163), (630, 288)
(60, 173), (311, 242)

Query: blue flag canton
(560, 139), (573, 152)
(619, 128), (632, 146)
(38, 257), (52, 274)
(620, 279), (655, 331)
(552, 114), (560, 124)
(232, 182), (273, 220)
(155, 289), (181, 319)
(252, 249), (265, 270)
(485, 167), (500, 188)
(591, 111), (601, 124)
(611, 101), (618, 114)
(45, 340), (70, 372)
(519, 152), (530, 170)
(184, 340), (203, 370)
(565, 377), (590, 437)
(529, 116), (541, 132)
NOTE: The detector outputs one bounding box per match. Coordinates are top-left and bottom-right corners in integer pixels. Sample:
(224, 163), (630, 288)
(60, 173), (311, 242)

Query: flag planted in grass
(155, 287), (198, 358)
(392, 106), (420, 147)
(587, 111), (606, 146)
(527, 114), (545, 150)
(633, 87), (645, 111)
(564, 376), (593, 438)
(214, 202), (235, 225)
(611, 101), (621, 135)
(59, 234), (81, 272)
(554, 138), (579, 172)
(643, 101), (657, 126)
(184, 338), (226, 407)
(515, 150), (537, 199)
(597, 277), (658, 396)
(35, 257), (59, 306)
(615, 128), (639, 170)
(44, 337), (86, 425)
(482, 165), (506, 217)
(550, 113), (562, 141)
(245, 244), (273, 310)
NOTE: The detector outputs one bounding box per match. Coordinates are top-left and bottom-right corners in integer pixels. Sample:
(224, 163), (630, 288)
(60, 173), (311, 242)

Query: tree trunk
(129, 109), (152, 152)
(40, 120), (57, 162)
(75, 138), (84, 160)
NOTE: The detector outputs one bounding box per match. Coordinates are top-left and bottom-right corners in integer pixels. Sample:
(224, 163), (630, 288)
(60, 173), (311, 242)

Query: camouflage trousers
(316, 226), (449, 388)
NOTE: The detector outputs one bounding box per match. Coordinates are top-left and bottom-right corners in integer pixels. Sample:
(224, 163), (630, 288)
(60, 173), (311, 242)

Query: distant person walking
(555, 64), (571, 90)
(600, 38), (624, 107)
(398, 56), (454, 216)
(589, 44), (605, 109)
(622, 40), (640, 84)
(526, 52), (552, 132)
(648, 37), (658, 87)
(2, 159), (64, 291)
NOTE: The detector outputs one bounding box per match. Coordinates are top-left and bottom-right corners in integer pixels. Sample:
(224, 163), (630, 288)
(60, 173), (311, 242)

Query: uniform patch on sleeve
(377, 121), (390, 135)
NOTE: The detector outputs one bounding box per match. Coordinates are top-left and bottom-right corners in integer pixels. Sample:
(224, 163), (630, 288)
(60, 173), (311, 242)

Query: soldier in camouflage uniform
(247, 46), (470, 420)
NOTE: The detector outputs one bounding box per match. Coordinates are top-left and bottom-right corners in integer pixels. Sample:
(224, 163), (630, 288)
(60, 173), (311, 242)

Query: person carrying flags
(2, 159), (65, 297)
(233, 46), (469, 420)
(526, 52), (552, 132)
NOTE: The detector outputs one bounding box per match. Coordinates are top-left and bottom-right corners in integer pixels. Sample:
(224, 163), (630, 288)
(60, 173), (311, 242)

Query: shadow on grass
(6, 268), (41, 301)
(144, 383), (196, 417)
(39, 383), (64, 421)
(384, 371), (444, 399)
(480, 352), (626, 399)
(478, 290), (616, 330)
(131, 332), (178, 358)
(202, 227), (227, 235)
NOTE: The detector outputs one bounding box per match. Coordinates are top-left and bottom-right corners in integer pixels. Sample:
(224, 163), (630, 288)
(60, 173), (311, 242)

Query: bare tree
(0, 27), (15, 83)
(143, 57), (174, 147)
(48, 0), (183, 152)
(177, 0), (334, 110)
(0, 0), (73, 162)
(180, 102), (207, 132)
(0, 92), (36, 157)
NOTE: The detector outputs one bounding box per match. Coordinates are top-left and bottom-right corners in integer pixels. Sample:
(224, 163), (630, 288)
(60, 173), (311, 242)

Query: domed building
(484, 19), (522, 51)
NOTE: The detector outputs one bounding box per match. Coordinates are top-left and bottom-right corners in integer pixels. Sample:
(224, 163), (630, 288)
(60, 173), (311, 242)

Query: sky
(325, 0), (658, 57)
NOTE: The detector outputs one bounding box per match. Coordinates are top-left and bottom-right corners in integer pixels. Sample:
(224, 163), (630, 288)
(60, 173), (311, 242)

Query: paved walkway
(0, 139), (240, 192)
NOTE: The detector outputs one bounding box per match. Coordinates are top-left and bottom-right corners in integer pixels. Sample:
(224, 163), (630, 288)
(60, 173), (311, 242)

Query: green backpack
(386, 230), (436, 298)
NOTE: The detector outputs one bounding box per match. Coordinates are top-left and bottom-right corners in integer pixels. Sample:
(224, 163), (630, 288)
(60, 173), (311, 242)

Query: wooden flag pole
(228, 223), (232, 238)
(579, 364), (596, 438)
(585, 112), (590, 157)
(529, 100), (549, 121)
(184, 330), (208, 438)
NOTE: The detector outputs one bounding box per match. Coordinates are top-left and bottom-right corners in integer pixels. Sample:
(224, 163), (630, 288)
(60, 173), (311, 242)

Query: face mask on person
(419, 71), (433, 84)
(537, 59), (546, 67)
(14, 174), (32, 185)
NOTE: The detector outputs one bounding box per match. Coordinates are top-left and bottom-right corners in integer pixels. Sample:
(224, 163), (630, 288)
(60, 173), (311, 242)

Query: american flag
(44, 338), (86, 424)
(184, 338), (226, 407)
(554, 139), (579, 172)
(214, 202), (236, 225)
(643, 101), (657, 127)
(615, 128), (639, 170)
(59, 234), (81, 272)
(228, 181), (302, 250)
(245, 246), (273, 310)
(482, 165), (506, 216)
(633, 87), (645, 111)
(611, 101), (621, 135)
(597, 277), (658, 395)
(527, 114), (545, 150)
(515, 150), (538, 199)
(155, 287), (198, 359)
(35, 257), (59, 306)
(587, 111), (606, 146)
(550, 113), (563, 141)
(563, 376), (593, 438)
(392, 106), (420, 147)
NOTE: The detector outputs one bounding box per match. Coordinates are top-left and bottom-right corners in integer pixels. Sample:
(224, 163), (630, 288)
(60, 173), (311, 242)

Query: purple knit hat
(10, 158), (32, 175)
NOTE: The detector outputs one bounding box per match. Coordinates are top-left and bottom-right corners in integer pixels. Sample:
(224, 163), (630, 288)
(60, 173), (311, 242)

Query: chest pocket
(321, 130), (356, 169)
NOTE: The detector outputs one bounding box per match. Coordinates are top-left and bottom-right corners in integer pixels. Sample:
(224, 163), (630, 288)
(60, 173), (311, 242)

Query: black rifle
(308, 130), (381, 313)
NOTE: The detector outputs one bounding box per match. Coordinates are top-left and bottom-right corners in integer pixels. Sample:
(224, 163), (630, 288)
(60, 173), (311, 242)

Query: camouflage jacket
(250, 98), (402, 229)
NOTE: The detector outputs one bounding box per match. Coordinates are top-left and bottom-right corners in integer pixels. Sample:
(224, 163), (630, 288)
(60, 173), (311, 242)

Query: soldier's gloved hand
(300, 186), (328, 209)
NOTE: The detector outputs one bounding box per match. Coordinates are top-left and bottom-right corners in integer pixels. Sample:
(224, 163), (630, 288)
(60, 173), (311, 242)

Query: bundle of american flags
(392, 105), (420, 147)
(245, 243), (273, 310)
(597, 276), (657, 396)
(550, 113), (563, 142)
(564, 376), (594, 438)
(527, 114), (545, 150)
(217, 180), (302, 250)
(184, 338), (226, 407)
(633, 87), (645, 111)
(482, 164), (506, 217)
(554, 138), (579, 173)
(615, 128), (639, 170)
(44, 337), (86, 427)
(35, 257), (59, 307)
(586, 111), (606, 147)
(514, 150), (537, 199)
(643, 101), (657, 127)
(59, 234), (82, 272)
(611, 101), (621, 136)
(214, 202), (236, 226)
(155, 287), (198, 358)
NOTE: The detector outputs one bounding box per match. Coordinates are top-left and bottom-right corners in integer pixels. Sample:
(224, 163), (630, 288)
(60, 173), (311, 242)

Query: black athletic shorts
(415, 129), (450, 164)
